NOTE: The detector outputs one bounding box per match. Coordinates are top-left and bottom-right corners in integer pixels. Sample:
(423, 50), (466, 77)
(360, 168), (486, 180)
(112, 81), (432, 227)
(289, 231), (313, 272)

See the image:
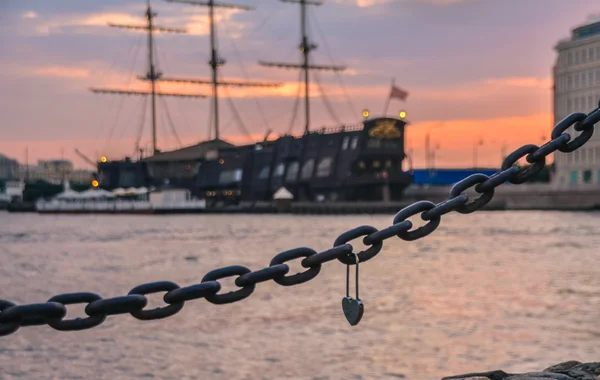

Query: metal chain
(1, 107), (598, 337)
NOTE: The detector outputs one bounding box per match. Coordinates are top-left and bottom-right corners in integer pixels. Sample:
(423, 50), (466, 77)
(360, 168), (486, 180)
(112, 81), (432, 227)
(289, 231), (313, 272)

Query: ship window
(301, 159), (315, 179)
(316, 157), (333, 178)
(570, 171), (578, 184)
(286, 162), (299, 182)
(219, 169), (243, 184)
(259, 166), (270, 180)
(342, 137), (349, 150)
(274, 163), (285, 177)
(385, 160), (392, 168)
(373, 161), (381, 168)
(351, 136), (359, 150)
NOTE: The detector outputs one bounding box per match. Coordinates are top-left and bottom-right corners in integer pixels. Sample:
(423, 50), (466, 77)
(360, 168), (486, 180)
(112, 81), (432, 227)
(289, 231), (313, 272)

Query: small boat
(35, 182), (206, 214)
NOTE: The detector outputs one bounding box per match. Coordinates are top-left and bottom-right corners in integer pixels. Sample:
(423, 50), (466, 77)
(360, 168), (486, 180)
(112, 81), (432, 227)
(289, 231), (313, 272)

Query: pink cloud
(33, 66), (91, 79)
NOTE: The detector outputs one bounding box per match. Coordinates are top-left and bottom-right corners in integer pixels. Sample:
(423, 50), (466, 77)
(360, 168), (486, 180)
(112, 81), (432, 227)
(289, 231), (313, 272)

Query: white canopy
(112, 187), (148, 196)
(55, 190), (82, 200)
(273, 187), (294, 200)
(79, 188), (116, 199)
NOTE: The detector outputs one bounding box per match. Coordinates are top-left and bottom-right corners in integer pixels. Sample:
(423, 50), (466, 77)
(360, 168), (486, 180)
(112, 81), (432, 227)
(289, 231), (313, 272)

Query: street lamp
(425, 122), (445, 182)
(473, 137), (484, 169)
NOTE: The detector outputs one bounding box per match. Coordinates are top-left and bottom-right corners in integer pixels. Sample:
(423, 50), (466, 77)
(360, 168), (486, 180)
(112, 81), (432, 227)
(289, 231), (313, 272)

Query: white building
(553, 19), (600, 186)
(0, 154), (19, 180)
(18, 159), (93, 184)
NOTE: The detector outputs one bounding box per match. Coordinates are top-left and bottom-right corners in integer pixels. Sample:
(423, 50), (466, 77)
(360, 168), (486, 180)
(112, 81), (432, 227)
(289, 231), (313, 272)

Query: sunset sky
(1, 0), (600, 168)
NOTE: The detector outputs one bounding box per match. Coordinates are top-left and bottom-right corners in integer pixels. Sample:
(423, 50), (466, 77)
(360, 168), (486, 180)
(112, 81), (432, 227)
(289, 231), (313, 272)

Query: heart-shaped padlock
(342, 296), (364, 326)
(342, 253), (363, 326)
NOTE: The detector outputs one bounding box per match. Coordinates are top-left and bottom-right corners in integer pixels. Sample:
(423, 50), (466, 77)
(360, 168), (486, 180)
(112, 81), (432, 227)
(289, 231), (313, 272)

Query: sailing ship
(94, 0), (412, 205)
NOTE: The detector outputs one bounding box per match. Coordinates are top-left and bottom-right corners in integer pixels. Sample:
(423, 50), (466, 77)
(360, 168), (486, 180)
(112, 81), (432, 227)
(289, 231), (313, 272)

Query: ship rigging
(94, 0), (412, 204)
(90, 0), (206, 155)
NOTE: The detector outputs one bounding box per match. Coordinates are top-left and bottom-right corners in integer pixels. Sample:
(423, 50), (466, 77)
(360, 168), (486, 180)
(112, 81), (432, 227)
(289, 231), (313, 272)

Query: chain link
(1, 108), (598, 336)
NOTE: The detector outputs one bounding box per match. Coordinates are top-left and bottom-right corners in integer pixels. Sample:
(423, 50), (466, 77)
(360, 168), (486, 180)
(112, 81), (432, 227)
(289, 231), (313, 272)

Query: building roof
(573, 19), (600, 41)
(0, 153), (18, 163)
(141, 139), (235, 163)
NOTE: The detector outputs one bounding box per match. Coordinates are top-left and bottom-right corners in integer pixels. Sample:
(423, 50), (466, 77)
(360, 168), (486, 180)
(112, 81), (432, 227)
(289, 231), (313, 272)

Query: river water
(1, 211), (600, 380)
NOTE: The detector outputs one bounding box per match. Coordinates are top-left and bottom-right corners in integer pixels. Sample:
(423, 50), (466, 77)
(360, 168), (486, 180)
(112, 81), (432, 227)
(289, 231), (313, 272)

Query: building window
(259, 166), (270, 180)
(575, 73), (580, 89)
(301, 159), (315, 179)
(583, 170), (592, 184)
(316, 157), (333, 178)
(286, 162), (299, 182)
(567, 98), (572, 113)
(575, 50), (580, 64)
(342, 136), (349, 150)
(570, 171), (578, 184)
(568, 75), (573, 89)
(590, 48), (595, 61)
(589, 71), (594, 87)
(350, 136), (359, 150)
(597, 170), (600, 184)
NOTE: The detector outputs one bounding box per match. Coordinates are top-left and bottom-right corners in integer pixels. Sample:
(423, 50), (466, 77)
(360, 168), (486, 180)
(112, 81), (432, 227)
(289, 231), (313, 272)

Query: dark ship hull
(97, 117), (413, 207)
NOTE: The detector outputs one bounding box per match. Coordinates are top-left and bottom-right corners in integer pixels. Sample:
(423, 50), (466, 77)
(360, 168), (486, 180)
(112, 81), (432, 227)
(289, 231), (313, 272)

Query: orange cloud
(334, 0), (471, 7)
(485, 77), (553, 89)
(31, 8), (244, 37)
(416, 76), (552, 101)
(22, 11), (38, 19)
(33, 66), (91, 79)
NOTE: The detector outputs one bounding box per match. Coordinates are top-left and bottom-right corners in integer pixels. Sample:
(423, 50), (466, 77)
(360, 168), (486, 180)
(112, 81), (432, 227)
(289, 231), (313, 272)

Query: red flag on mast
(390, 85), (409, 101)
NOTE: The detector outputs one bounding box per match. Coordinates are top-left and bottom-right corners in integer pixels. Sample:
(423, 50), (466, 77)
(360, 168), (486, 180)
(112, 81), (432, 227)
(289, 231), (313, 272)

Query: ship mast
(260, 0), (346, 134)
(162, 0), (282, 141)
(91, 1), (206, 154)
(147, 0), (159, 154)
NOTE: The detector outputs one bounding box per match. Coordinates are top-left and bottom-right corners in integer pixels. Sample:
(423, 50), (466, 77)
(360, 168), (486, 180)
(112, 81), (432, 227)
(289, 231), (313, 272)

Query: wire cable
(94, 34), (144, 144)
(208, 97), (214, 140)
(223, 86), (252, 141)
(310, 7), (357, 120)
(102, 34), (144, 152)
(287, 69), (303, 135)
(155, 38), (197, 143)
(159, 96), (184, 148)
(314, 71), (342, 125)
(133, 95), (149, 156)
(221, 23), (272, 132)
